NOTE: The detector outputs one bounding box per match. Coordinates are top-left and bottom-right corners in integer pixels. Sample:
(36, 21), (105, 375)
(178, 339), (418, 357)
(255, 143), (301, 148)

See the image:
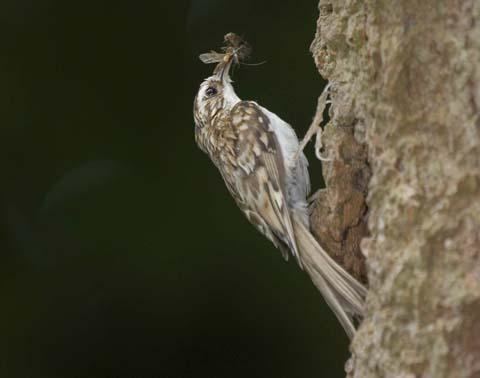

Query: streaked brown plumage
(193, 34), (367, 339)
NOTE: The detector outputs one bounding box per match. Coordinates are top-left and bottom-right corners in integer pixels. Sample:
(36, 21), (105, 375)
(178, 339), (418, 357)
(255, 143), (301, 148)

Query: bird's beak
(213, 54), (234, 83)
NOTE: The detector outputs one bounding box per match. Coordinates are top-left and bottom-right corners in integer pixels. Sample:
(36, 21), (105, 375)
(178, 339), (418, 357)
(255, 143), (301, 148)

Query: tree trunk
(310, 1), (480, 377)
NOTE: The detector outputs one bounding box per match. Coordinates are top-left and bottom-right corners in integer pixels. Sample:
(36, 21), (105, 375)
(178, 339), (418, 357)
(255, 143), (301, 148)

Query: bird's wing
(226, 101), (300, 260)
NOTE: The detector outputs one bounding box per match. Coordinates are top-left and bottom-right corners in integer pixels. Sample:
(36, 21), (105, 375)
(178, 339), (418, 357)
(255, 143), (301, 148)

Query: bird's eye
(205, 87), (217, 97)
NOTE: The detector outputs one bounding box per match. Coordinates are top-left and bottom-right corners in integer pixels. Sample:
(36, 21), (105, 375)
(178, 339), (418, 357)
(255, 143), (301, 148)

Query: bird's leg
(296, 82), (332, 161)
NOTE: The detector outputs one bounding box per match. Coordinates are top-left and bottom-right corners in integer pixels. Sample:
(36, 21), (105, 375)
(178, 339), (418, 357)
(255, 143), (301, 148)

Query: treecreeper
(193, 33), (367, 339)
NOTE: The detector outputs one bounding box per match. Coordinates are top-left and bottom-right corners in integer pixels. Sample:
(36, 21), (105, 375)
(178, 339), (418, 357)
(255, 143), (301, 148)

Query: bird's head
(193, 55), (240, 130)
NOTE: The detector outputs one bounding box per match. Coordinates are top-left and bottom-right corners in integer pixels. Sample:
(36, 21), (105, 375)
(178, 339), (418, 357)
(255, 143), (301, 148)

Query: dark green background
(1, 1), (347, 377)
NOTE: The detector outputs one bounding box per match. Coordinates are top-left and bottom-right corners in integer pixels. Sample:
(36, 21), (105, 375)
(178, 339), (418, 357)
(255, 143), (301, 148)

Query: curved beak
(213, 54), (234, 83)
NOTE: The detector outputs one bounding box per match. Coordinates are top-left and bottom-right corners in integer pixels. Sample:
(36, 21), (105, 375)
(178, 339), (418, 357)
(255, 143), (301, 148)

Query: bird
(193, 34), (367, 339)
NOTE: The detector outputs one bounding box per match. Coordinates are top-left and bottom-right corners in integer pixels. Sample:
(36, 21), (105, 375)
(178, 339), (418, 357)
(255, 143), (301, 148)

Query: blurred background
(0, 0), (348, 377)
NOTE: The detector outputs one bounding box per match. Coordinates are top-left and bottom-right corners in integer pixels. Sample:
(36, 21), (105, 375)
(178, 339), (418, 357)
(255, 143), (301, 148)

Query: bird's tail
(292, 212), (367, 339)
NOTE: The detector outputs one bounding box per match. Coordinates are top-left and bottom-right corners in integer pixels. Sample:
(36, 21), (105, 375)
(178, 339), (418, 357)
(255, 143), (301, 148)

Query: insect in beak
(199, 33), (251, 84)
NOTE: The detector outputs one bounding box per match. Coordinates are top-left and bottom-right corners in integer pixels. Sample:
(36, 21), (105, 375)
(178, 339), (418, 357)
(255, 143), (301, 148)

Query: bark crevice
(310, 1), (480, 376)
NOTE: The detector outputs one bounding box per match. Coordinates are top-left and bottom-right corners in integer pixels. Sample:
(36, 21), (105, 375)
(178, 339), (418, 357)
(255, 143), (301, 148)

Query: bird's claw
(296, 82), (333, 162)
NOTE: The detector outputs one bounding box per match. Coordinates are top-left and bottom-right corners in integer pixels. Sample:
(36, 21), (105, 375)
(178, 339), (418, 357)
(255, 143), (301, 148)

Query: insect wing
(199, 51), (225, 64)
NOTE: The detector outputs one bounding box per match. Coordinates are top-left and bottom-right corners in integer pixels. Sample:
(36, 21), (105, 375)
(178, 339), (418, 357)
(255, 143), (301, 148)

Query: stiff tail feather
(292, 213), (367, 339)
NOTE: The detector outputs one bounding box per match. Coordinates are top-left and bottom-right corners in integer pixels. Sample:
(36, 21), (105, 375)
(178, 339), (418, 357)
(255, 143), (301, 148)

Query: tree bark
(310, 1), (480, 377)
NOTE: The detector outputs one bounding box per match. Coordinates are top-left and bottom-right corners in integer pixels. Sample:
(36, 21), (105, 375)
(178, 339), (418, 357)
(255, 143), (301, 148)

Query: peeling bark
(310, 0), (480, 377)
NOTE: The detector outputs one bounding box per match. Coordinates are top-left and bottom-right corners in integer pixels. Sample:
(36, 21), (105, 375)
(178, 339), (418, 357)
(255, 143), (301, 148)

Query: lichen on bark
(310, 0), (480, 377)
